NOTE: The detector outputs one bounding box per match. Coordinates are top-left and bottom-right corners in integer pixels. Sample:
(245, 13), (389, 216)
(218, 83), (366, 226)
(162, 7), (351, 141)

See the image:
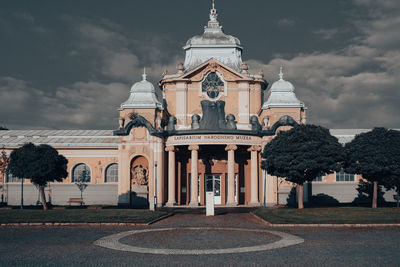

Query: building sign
(166, 134), (261, 146)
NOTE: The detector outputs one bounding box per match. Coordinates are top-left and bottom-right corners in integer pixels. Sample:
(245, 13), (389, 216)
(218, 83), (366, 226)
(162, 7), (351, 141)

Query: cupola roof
(262, 67), (305, 109)
(120, 69), (162, 110)
(183, 1), (243, 72)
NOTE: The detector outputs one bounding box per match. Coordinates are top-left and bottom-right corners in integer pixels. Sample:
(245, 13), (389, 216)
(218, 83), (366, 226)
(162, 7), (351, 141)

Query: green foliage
(353, 180), (386, 205)
(0, 150), (10, 174)
(383, 175), (400, 193)
(0, 209), (168, 224)
(7, 143), (68, 186)
(345, 127), (400, 184)
(252, 207), (400, 224)
(262, 124), (344, 185)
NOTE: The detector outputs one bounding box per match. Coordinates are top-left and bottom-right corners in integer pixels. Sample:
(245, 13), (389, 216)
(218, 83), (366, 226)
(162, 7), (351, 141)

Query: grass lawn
(252, 207), (400, 224)
(0, 209), (168, 224)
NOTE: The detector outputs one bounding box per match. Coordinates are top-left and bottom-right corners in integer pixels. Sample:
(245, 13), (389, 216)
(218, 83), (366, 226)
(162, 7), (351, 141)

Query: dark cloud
(13, 12), (34, 23)
(0, 76), (127, 129)
(277, 18), (296, 27)
(249, 0), (400, 128)
(0, 0), (399, 130)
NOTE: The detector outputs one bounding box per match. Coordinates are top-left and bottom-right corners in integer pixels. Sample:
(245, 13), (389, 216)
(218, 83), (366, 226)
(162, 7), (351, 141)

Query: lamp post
(263, 170), (266, 208)
(154, 162), (157, 211)
(20, 178), (23, 210)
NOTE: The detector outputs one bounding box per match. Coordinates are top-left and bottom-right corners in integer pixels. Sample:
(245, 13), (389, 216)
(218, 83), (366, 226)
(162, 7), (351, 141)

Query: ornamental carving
(247, 145), (262, 152)
(225, 144), (238, 151)
(165, 146), (177, 152)
(188, 145), (200, 151)
(131, 164), (148, 186)
(209, 62), (218, 72)
(202, 73), (224, 99)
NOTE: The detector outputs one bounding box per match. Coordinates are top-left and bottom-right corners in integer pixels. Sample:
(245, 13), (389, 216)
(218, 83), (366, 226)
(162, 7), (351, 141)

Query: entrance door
(206, 174), (221, 205)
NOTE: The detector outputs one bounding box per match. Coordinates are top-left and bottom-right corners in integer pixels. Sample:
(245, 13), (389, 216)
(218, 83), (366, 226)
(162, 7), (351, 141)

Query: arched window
(202, 72), (224, 99)
(72, 163), (91, 183)
(105, 163), (118, 183)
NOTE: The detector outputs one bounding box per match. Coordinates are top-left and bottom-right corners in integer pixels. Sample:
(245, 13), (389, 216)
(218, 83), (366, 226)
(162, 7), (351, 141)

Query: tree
(0, 150), (10, 179)
(383, 175), (400, 207)
(352, 180), (386, 206)
(7, 143), (68, 210)
(0, 150), (10, 203)
(262, 124), (344, 209)
(75, 167), (89, 199)
(345, 127), (400, 208)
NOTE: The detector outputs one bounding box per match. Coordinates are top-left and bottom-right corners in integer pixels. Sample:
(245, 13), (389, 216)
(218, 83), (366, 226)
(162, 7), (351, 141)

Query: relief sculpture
(131, 164), (148, 186)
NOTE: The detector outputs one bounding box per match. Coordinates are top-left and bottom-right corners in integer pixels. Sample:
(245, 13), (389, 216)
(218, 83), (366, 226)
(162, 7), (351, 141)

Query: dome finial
(210, 0), (217, 22)
(279, 66), (284, 80)
(142, 67), (147, 81)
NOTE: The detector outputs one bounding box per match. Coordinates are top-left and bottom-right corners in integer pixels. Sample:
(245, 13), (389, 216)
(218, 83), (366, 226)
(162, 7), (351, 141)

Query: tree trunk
(297, 184), (304, 210)
(40, 185), (47, 211)
(20, 178), (24, 209)
(372, 181), (378, 209)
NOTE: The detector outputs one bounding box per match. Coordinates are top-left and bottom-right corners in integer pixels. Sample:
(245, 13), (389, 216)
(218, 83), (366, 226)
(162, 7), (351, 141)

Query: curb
(249, 212), (400, 227)
(0, 222), (148, 226)
(146, 212), (174, 225)
(0, 213), (174, 227)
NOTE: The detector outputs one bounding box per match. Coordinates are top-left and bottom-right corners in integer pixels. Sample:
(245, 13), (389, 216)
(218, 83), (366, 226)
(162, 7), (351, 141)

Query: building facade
(0, 4), (396, 207)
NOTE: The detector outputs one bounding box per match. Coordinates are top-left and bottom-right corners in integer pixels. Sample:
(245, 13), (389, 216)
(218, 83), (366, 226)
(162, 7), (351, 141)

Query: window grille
(105, 163), (118, 183)
(72, 163), (91, 183)
(336, 169), (355, 182)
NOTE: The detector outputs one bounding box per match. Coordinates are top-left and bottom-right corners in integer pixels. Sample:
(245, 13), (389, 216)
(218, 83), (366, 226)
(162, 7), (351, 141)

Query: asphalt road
(0, 213), (399, 266)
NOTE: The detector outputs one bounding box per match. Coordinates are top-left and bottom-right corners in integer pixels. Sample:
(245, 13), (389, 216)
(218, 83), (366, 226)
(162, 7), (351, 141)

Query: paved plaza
(0, 211), (399, 266)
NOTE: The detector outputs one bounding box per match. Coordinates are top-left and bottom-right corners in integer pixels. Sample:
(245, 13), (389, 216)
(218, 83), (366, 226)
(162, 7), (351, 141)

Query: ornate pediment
(180, 58), (247, 82)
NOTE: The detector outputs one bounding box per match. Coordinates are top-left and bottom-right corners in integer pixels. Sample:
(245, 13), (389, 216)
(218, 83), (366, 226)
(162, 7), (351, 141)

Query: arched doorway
(130, 156), (149, 208)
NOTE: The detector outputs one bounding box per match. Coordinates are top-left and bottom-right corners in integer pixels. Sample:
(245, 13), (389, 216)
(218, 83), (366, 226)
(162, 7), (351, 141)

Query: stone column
(248, 145), (262, 205)
(225, 144), (237, 206)
(166, 146), (176, 206)
(188, 145), (199, 206)
(156, 140), (164, 207)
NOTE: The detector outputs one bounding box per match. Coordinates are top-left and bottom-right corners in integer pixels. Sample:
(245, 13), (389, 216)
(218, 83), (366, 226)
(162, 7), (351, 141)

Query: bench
(67, 197), (84, 206)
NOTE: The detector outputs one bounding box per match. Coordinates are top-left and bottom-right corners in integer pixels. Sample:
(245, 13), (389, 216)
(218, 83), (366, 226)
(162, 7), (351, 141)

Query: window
(72, 163), (91, 183)
(105, 163), (118, 183)
(5, 172), (24, 183)
(202, 72), (224, 99)
(336, 169), (355, 182)
(313, 176), (323, 182)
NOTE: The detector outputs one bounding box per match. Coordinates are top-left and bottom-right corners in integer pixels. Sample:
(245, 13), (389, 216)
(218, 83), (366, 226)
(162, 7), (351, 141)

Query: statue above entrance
(194, 100), (237, 130)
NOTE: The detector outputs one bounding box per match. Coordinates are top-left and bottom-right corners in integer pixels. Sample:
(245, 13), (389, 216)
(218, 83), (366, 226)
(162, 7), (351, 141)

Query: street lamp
(154, 162), (158, 211)
(263, 170), (266, 208)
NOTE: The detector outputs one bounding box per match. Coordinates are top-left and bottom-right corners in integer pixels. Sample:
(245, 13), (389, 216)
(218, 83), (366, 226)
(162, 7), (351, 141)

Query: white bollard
(206, 192), (214, 216)
(149, 196), (155, 211)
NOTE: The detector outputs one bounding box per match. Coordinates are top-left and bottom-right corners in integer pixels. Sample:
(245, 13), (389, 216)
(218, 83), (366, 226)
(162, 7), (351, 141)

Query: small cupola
(262, 67), (305, 109)
(120, 69), (162, 110)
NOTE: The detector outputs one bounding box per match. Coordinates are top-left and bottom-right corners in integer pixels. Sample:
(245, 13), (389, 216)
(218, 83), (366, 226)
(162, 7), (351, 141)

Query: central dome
(183, 3), (243, 72)
(186, 32), (241, 47)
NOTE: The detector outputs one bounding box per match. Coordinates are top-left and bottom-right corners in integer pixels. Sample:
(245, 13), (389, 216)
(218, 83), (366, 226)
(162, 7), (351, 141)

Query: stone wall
(277, 183), (397, 205)
(2, 183), (118, 206)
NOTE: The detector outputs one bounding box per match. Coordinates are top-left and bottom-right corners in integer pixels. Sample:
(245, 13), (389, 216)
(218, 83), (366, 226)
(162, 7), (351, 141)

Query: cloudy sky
(0, 0), (399, 130)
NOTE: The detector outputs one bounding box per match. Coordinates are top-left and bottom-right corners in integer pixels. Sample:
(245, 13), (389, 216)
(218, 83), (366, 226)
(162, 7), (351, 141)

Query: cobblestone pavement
(0, 211), (399, 266)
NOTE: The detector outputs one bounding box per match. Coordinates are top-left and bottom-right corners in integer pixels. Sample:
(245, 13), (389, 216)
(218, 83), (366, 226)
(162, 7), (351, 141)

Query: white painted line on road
(93, 227), (304, 255)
